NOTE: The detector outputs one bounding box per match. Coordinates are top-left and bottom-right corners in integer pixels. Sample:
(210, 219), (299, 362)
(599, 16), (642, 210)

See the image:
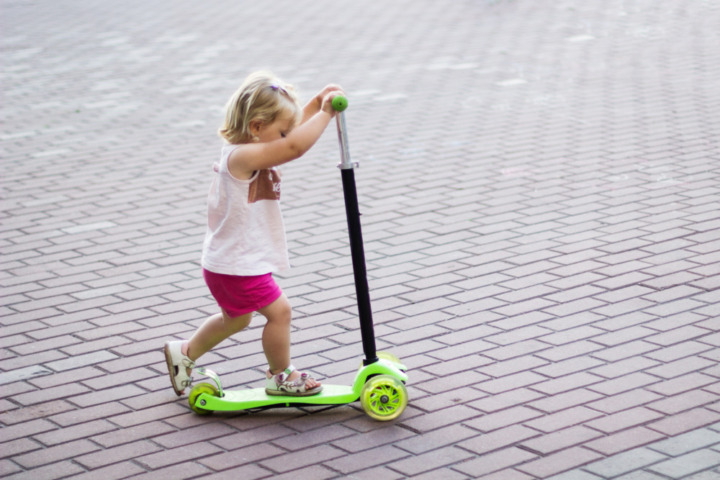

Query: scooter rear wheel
(360, 375), (408, 421)
(188, 382), (219, 415)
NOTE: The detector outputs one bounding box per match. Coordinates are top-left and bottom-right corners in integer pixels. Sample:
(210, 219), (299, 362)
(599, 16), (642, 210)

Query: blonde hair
(219, 71), (303, 144)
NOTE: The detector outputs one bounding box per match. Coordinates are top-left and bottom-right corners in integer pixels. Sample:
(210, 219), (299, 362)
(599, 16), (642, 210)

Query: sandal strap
(164, 340), (194, 395)
(273, 364), (296, 383)
(177, 355), (194, 388)
(268, 365), (319, 390)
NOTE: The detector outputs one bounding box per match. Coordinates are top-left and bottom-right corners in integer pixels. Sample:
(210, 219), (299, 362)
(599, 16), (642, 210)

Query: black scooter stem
(341, 168), (378, 366)
(333, 96), (378, 366)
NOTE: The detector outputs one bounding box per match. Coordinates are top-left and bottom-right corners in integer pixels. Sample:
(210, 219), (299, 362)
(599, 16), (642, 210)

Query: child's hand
(302, 84), (344, 122)
(320, 88), (345, 115)
(316, 84), (343, 103)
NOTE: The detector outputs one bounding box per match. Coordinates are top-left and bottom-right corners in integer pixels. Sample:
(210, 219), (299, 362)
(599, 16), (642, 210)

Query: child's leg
(165, 310), (251, 395)
(185, 310), (252, 364)
(259, 294), (321, 389)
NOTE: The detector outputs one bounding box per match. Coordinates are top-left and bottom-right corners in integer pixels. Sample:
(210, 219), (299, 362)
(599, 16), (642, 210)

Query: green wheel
(360, 375), (408, 421)
(188, 382), (219, 415)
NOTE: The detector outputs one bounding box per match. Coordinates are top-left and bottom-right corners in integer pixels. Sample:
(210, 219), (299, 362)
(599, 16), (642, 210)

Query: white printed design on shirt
(248, 169), (281, 204)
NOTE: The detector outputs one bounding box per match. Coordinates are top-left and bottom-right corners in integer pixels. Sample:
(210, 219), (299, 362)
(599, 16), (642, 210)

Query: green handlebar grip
(332, 95), (348, 112)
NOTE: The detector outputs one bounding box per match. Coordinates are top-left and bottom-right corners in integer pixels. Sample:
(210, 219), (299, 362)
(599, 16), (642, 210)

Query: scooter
(187, 96), (409, 421)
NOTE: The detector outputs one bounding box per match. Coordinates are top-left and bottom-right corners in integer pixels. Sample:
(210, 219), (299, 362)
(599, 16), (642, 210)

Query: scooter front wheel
(360, 375), (408, 421)
(188, 382), (219, 415)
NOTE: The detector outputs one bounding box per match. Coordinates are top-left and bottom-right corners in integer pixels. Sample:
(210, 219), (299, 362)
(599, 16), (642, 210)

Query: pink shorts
(203, 269), (283, 318)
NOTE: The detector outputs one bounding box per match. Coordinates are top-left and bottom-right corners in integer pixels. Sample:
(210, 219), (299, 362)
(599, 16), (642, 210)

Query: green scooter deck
(198, 384), (358, 411)
(191, 358), (408, 414)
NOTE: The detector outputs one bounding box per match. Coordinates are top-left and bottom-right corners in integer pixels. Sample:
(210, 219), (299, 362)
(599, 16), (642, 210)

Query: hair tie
(269, 83), (288, 95)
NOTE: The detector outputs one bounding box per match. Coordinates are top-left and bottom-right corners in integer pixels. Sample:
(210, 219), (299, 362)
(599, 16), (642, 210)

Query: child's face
(254, 111), (296, 143)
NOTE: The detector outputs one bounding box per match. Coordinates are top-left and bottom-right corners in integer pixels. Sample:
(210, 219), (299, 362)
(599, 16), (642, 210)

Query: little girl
(164, 71), (344, 397)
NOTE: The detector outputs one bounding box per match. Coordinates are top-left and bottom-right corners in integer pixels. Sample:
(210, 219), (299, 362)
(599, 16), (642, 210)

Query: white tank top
(201, 144), (290, 276)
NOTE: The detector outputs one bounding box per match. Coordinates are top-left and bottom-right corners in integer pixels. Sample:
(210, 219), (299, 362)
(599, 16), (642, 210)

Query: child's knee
(275, 307), (292, 325)
(222, 310), (252, 330)
(266, 301), (292, 325)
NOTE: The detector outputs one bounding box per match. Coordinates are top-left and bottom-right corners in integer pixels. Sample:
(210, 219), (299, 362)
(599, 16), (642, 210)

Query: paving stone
(588, 372), (661, 396)
(547, 470), (603, 480)
(646, 373), (717, 397)
(394, 424), (478, 455)
(453, 447), (537, 478)
(0, 460), (24, 478)
(316, 444), (409, 475)
(388, 446), (474, 477)
(476, 371), (547, 395)
(516, 447), (604, 478)
(582, 448), (669, 479)
(525, 406), (604, 434)
(0, 420), (54, 448)
(160, 442), (258, 471)
(411, 467), (471, 480)
(459, 424), (541, 455)
(648, 389), (720, 415)
(126, 461), (213, 480)
(13, 438), (101, 469)
(465, 406), (544, 433)
(648, 428), (720, 457)
(33, 419), (117, 446)
(0, 437), (42, 461)
(534, 340), (603, 364)
(528, 388), (604, 415)
(65, 462), (147, 480)
(585, 427), (668, 457)
(1, 461), (85, 480)
(648, 408), (720, 437)
(267, 465), (339, 480)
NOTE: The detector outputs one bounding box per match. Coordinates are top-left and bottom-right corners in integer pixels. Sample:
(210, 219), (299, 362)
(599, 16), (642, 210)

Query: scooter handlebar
(333, 95), (352, 169)
(332, 95), (348, 112)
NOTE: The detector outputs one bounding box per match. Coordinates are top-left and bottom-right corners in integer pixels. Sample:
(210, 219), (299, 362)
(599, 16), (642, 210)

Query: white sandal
(265, 365), (322, 397)
(164, 341), (194, 396)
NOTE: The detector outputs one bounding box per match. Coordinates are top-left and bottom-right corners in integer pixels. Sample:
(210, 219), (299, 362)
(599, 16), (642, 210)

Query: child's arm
(228, 91), (341, 178)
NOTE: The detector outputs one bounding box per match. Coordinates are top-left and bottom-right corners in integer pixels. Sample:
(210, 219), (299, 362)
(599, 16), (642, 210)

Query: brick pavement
(1, 0), (719, 478)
